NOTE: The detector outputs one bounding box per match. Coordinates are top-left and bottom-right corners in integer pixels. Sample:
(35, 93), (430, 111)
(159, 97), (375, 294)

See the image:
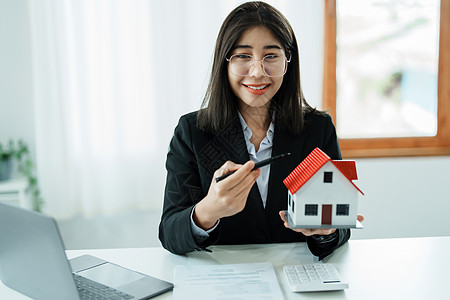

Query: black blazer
(159, 110), (350, 259)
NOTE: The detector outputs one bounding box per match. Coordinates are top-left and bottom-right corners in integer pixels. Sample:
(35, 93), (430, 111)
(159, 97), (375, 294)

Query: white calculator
(283, 263), (348, 292)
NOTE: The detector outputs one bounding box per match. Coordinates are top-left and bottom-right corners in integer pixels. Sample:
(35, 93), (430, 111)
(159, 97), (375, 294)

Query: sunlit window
(336, 0), (440, 139)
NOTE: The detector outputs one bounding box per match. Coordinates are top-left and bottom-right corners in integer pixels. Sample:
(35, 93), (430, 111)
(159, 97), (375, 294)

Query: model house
(283, 148), (364, 228)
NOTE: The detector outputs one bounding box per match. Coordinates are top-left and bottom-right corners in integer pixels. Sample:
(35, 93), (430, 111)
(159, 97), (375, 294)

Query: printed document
(173, 262), (284, 300)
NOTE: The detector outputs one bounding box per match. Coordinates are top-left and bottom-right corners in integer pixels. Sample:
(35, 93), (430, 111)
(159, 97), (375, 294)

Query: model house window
(336, 204), (350, 216)
(324, 172), (333, 183)
(305, 204), (318, 216)
(288, 193), (291, 207)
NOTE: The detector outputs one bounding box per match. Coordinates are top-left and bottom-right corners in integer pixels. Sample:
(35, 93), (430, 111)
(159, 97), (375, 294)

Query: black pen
(215, 152), (291, 182)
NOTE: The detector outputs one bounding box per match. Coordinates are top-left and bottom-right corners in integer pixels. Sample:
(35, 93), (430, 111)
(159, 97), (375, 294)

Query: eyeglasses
(226, 54), (291, 77)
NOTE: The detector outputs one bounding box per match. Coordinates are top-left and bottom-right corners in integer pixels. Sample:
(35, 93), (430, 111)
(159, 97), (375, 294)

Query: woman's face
(227, 26), (286, 111)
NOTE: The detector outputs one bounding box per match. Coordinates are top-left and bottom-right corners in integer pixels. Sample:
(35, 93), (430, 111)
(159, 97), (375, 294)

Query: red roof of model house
(283, 148), (364, 195)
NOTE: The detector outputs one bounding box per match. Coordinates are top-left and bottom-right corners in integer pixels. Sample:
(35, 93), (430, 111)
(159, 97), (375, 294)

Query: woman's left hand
(279, 211), (365, 236)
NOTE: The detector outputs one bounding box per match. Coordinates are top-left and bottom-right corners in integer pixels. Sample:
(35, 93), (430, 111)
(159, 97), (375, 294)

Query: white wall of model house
(288, 161), (360, 227)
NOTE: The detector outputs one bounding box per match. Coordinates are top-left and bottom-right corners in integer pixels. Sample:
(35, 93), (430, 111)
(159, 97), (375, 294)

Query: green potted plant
(0, 139), (44, 212)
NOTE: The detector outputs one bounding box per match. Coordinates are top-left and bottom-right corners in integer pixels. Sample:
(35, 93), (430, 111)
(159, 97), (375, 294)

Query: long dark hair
(197, 1), (316, 135)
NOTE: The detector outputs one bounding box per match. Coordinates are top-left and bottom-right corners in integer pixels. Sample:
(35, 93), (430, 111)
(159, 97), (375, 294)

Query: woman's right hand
(193, 160), (260, 230)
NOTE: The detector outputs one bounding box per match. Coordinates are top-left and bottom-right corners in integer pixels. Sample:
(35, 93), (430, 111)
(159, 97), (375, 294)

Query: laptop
(0, 202), (173, 299)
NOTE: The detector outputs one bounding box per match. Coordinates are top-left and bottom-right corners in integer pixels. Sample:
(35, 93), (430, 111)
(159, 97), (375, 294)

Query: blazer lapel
(216, 117), (271, 238)
(215, 117), (248, 163)
(197, 117), (248, 180)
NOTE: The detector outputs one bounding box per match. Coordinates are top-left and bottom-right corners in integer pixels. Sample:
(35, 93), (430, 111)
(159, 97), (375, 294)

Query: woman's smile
(243, 83), (271, 95)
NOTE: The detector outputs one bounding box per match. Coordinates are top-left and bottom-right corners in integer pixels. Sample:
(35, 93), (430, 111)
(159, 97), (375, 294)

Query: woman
(159, 1), (357, 260)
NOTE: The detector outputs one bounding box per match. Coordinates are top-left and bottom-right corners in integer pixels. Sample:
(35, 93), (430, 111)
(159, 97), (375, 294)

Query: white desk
(1, 237), (450, 299)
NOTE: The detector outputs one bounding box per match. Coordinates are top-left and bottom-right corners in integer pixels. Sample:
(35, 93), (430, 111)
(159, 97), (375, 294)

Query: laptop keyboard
(74, 273), (134, 299)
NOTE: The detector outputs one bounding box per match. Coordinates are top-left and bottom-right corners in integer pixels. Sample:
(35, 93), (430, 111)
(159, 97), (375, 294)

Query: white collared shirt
(237, 112), (274, 208)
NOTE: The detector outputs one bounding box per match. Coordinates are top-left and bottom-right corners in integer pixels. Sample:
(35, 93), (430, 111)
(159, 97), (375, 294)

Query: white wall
(352, 156), (450, 239)
(1, 0), (449, 239)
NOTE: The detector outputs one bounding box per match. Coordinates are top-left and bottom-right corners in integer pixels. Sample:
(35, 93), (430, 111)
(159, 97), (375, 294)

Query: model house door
(322, 205), (332, 225)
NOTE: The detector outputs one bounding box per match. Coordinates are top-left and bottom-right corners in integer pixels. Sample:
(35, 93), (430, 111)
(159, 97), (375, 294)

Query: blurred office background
(1, 0), (449, 249)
